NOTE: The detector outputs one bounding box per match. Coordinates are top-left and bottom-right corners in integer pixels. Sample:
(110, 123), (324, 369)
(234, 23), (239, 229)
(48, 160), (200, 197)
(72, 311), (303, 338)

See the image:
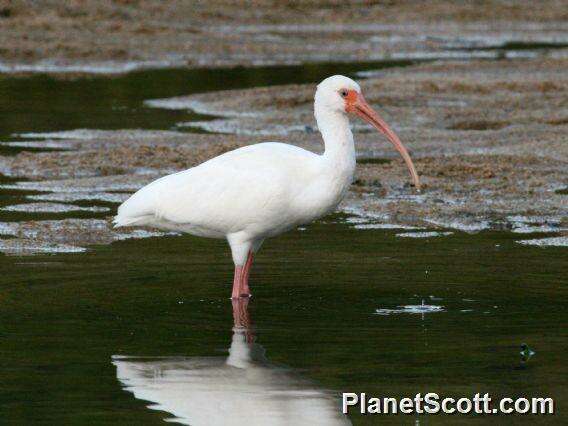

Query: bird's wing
(115, 143), (319, 233)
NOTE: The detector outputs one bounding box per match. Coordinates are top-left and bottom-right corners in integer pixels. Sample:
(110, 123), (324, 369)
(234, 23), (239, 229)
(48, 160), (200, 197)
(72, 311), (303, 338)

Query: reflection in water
(113, 299), (351, 425)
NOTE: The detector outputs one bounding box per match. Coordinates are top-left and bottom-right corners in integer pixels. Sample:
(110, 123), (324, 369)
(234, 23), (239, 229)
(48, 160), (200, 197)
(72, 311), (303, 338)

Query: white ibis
(114, 75), (420, 298)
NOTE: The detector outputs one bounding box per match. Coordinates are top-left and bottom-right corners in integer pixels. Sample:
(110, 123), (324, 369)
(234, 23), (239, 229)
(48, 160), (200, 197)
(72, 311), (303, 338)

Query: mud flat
(145, 58), (568, 235)
(1, 1), (568, 73)
(0, 218), (170, 255)
(0, 57), (565, 253)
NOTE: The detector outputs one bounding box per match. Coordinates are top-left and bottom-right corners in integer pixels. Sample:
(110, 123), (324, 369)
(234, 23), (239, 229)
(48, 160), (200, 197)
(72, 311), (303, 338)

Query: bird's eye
(340, 90), (348, 98)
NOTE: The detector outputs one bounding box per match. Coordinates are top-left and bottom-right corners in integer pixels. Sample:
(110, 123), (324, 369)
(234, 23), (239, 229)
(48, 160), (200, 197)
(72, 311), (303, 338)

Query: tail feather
(114, 181), (161, 228)
(113, 215), (151, 228)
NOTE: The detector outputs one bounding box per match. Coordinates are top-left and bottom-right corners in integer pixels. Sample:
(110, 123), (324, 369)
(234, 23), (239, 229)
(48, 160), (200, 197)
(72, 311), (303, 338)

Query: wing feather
(114, 143), (319, 235)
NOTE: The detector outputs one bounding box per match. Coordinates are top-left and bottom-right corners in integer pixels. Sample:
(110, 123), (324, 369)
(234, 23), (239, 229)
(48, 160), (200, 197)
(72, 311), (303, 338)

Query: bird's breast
(291, 163), (355, 223)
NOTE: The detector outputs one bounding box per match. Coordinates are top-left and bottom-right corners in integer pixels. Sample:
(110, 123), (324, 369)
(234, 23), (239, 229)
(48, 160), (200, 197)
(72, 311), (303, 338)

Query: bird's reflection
(113, 298), (351, 426)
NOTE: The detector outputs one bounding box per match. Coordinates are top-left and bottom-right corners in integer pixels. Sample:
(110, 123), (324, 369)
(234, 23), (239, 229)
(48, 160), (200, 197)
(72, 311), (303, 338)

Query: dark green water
(1, 224), (566, 424)
(0, 60), (413, 141)
(0, 62), (566, 424)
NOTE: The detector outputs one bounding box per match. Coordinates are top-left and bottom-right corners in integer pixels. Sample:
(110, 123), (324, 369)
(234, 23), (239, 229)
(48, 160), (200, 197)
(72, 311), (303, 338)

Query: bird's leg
(231, 265), (245, 299)
(227, 235), (256, 299)
(239, 251), (254, 297)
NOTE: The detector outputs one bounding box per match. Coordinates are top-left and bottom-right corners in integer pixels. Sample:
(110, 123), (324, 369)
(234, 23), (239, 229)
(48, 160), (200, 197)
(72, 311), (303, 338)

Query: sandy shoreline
(1, 1), (568, 74)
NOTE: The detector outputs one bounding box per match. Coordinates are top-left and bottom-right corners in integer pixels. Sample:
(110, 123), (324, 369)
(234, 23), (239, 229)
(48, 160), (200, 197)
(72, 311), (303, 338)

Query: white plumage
(115, 75), (420, 298)
(115, 142), (347, 242)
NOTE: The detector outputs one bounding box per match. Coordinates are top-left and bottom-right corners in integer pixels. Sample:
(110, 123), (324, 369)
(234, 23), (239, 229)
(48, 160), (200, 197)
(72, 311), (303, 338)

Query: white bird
(114, 75), (420, 299)
(113, 299), (351, 426)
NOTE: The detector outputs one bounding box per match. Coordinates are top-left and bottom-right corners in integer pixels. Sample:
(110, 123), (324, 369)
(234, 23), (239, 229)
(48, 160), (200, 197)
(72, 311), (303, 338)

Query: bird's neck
(316, 108), (356, 173)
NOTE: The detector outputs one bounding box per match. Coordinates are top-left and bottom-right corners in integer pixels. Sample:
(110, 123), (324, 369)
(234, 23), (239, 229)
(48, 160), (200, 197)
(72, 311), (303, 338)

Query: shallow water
(0, 60), (414, 141)
(1, 224), (566, 424)
(0, 60), (566, 424)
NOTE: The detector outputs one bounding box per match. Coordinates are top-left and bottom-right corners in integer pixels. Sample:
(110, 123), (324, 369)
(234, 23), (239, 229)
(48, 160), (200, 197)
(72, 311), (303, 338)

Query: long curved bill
(351, 93), (421, 191)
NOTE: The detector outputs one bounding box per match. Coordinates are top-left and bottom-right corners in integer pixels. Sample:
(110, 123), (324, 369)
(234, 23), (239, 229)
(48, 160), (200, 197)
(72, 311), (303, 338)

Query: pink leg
(231, 265), (244, 299)
(240, 251), (254, 297)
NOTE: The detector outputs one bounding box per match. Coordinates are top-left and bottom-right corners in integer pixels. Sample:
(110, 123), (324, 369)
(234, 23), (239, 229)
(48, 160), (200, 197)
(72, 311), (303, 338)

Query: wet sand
(0, 1), (566, 253)
(1, 1), (568, 73)
(0, 57), (566, 253)
(153, 58), (567, 234)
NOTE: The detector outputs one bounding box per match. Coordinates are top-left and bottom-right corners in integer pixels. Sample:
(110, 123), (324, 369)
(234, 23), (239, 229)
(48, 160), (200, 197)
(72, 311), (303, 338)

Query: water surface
(0, 61), (566, 424)
(0, 60), (413, 141)
(1, 222), (566, 424)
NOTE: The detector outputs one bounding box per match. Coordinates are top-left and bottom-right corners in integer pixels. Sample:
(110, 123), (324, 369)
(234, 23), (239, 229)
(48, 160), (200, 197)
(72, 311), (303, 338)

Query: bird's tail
(113, 178), (161, 228)
(113, 215), (150, 228)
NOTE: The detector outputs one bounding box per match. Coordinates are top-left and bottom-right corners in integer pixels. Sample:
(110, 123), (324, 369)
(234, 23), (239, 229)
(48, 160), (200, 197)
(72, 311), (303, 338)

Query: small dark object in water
(520, 343), (535, 363)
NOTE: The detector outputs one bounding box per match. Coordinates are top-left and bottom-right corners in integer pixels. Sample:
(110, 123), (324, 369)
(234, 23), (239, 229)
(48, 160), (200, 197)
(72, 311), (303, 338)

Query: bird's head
(315, 75), (421, 191)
